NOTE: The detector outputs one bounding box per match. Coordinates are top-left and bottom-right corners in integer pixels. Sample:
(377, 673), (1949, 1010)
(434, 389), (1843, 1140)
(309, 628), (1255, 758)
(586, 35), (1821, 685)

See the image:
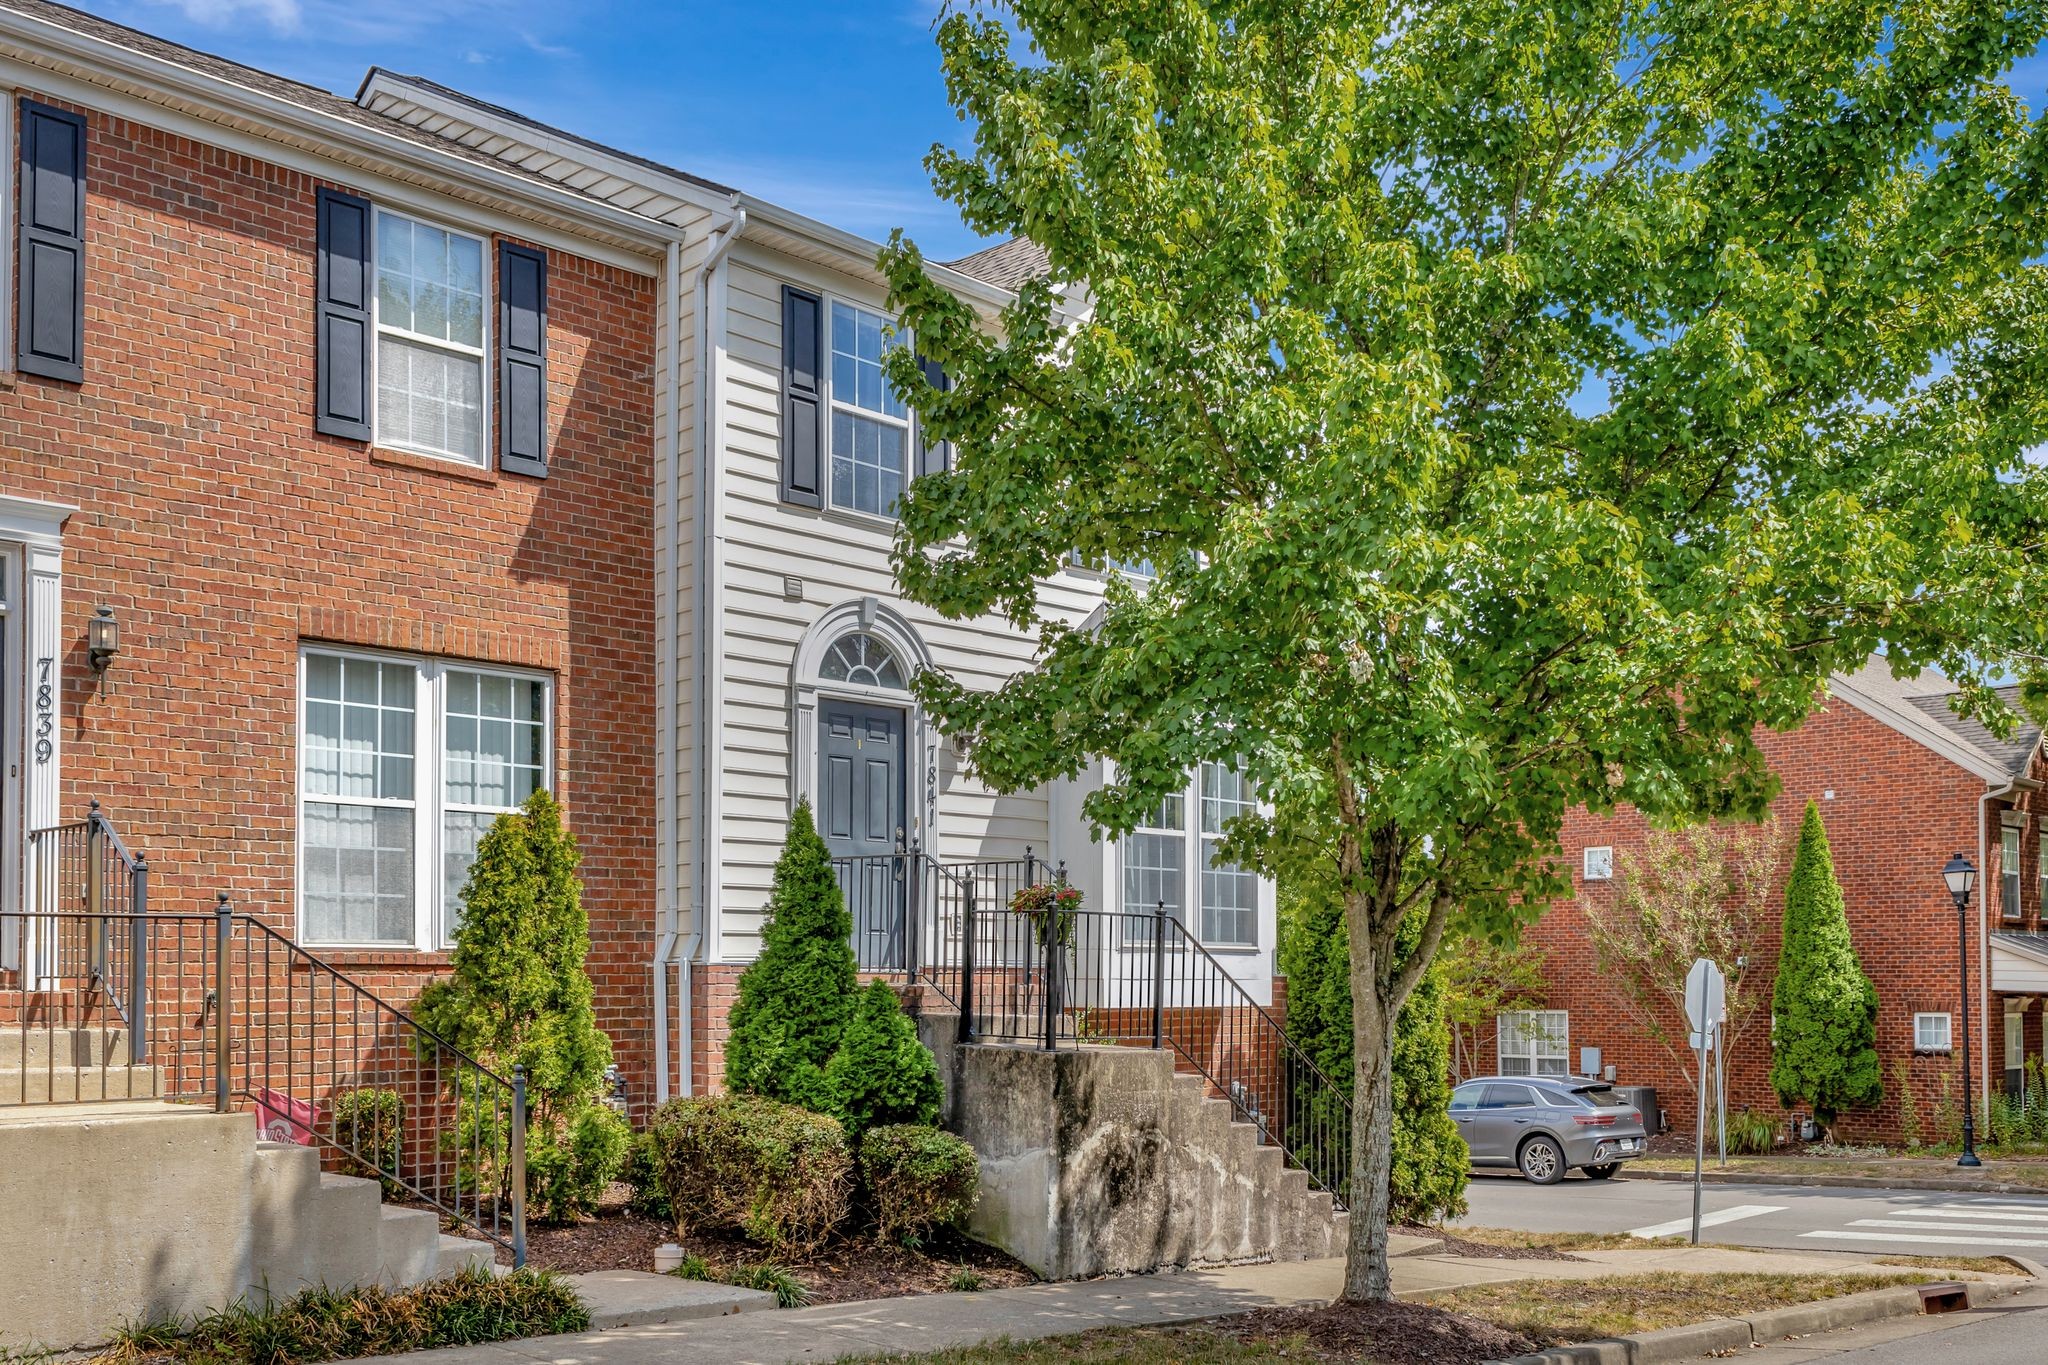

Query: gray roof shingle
(943, 237), (1050, 289)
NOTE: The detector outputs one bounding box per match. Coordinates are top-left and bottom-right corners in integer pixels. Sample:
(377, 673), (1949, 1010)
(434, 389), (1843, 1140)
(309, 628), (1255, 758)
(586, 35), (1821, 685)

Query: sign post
(1684, 958), (1728, 1245)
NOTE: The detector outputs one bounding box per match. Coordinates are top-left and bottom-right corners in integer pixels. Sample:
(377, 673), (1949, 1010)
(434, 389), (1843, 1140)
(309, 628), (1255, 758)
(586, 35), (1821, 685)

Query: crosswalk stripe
(1846, 1217), (2048, 1236)
(1803, 1230), (2048, 1249)
(1880, 1207), (2048, 1223)
(1628, 1204), (1786, 1239)
(1962, 1201), (2048, 1213)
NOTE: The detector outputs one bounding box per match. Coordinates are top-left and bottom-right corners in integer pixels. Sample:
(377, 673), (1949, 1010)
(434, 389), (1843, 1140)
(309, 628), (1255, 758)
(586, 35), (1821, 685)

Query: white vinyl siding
(299, 647), (550, 949)
(374, 209), (488, 467)
(1497, 1010), (1569, 1077)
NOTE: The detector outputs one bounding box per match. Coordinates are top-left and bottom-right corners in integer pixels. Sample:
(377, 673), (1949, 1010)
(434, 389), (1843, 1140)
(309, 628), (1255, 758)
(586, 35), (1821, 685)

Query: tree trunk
(1341, 899), (1399, 1302)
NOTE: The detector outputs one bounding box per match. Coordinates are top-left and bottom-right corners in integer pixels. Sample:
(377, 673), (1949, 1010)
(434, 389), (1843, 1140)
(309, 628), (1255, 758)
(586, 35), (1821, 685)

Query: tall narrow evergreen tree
(1770, 802), (1882, 1131)
(724, 801), (860, 1108)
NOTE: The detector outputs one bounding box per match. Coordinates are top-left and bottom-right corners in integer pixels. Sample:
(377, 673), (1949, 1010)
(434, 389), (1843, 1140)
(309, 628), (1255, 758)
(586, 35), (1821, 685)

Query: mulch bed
(505, 1186), (1035, 1305)
(1394, 1224), (1583, 1262)
(1218, 1298), (1542, 1365)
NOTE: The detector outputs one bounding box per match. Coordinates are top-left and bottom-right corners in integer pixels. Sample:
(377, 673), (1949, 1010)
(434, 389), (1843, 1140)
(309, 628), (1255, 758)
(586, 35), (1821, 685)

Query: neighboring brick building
(0, 0), (681, 1109)
(1487, 658), (2043, 1145)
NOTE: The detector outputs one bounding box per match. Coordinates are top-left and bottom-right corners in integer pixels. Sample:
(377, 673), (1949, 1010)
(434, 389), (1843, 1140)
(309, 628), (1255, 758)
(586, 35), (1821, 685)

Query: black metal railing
(832, 847), (1043, 1005)
(18, 801), (149, 1035)
(963, 899), (1352, 1208)
(1, 835), (525, 1263)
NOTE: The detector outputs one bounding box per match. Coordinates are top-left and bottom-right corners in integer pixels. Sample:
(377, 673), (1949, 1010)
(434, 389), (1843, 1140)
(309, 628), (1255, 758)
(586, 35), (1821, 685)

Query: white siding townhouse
(353, 73), (1281, 1097)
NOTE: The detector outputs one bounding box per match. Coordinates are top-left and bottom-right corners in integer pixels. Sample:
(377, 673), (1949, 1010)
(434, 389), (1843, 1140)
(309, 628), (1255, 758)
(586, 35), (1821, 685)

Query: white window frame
(297, 645), (551, 951)
(1583, 846), (1614, 881)
(824, 297), (914, 521)
(371, 206), (491, 469)
(1118, 762), (1261, 950)
(1497, 1009), (1570, 1077)
(2003, 817), (2024, 921)
(1914, 1012), (1953, 1054)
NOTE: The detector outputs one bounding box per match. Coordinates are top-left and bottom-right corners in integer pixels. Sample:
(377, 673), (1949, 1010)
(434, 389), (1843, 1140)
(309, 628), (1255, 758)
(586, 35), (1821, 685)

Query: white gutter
(733, 193), (1015, 311)
(0, 6), (673, 252)
(681, 205), (745, 1098)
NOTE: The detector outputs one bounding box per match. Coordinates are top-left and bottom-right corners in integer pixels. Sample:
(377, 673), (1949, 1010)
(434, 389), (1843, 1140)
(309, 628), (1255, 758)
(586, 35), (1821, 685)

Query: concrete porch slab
(564, 1270), (777, 1329)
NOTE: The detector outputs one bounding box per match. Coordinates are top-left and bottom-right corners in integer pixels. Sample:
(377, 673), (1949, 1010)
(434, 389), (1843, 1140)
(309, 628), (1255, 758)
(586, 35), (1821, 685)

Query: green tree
(879, 0), (2048, 1300)
(725, 801), (859, 1109)
(1770, 803), (1883, 1132)
(414, 790), (624, 1221)
(1438, 935), (1548, 1084)
(1279, 884), (1467, 1222)
(823, 980), (944, 1137)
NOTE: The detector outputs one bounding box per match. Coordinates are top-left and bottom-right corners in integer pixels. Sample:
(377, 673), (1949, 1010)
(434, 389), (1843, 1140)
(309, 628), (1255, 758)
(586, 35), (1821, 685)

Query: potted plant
(1009, 880), (1083, 947)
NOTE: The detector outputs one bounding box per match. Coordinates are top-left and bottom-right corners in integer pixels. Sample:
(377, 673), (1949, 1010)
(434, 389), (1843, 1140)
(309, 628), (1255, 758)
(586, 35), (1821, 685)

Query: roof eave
(1827, 670), (2018, 785)
(0, 6), (678, 254)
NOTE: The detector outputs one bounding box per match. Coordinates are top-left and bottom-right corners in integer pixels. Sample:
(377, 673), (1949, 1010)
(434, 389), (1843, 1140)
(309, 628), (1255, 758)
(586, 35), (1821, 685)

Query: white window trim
(1497, 1009), (1570, 1077)
(1116, 763), (1260, 951)
(822, 296), (916, 522)
(2002, 818), (2024, 921)
(1914, 1012), (1954, 1054)
(296, 644), (551, 951)
(370, 205), (492, 469)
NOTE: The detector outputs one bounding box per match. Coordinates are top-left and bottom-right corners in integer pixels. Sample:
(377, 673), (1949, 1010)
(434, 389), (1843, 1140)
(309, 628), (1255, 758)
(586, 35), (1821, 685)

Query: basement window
(1914, 1013), (1953, 1054)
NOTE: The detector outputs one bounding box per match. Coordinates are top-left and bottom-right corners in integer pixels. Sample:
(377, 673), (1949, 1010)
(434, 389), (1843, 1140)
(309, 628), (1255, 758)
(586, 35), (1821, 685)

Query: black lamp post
(1943, 852), (1981, 1168)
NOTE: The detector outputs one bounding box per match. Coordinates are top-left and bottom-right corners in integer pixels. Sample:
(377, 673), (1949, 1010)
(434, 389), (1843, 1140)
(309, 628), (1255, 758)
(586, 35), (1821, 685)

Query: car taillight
(1629, 1111), (1640, 1124)
(1573, 1114), (1617, 1126)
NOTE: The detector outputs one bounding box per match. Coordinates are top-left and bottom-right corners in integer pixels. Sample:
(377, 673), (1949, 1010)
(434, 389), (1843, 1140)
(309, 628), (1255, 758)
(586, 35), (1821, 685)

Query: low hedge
(97, 1266), (585, 1364)
(650, 1094), (851, 1254)
(859, 1124), (980, 1247)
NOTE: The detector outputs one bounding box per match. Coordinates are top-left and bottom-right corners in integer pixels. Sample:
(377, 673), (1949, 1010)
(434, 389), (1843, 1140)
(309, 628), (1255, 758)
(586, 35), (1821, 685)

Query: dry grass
(1432, 1271), (1932, 1344)
(1630, 1155), (2048, 1187)
(1873, 1253), (2022, 1275)
(1440, 1225), (1690, 1253)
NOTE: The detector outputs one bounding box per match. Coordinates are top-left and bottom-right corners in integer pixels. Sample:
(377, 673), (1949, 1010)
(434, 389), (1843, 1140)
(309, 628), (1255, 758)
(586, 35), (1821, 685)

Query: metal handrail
(0, 892), (527, 1264)
(959, 901), (1353, 1208)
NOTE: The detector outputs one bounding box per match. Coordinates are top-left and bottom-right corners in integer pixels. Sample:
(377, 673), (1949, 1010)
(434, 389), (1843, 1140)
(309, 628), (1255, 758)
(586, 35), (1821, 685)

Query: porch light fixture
(87, 605), (119, 672)
(1942, 852), (1981, 1168)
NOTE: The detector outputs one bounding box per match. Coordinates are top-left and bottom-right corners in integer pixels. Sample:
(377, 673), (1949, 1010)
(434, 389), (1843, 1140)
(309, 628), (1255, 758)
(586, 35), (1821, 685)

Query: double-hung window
(300, 648), (550, 948)
(827, 301), (909, 517)
(374, 209), (488, 467)
(1497, 1010), (1569, 1077)
(2004, 817), (2024, 921)
(1119, 762), (1261, 948)
(2038, 818), (2047, 919)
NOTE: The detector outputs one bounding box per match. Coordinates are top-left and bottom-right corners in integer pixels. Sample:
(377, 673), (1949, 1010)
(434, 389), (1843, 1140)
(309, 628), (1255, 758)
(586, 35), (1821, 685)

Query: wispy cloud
(139, 0), (301, 31)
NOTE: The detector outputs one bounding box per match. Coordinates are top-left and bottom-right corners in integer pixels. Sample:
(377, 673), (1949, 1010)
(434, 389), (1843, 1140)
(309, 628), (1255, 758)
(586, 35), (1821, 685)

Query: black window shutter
(499, 242), (548, 477)
(17, 99), (86, 383)
(916, 355), (952, 478)
(314, 188), (373, 440)
(780, 284), (824, 509)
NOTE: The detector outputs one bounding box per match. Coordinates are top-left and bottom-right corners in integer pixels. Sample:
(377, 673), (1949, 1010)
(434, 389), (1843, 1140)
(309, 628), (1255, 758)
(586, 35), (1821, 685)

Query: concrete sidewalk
(377, 1245), (1995, 1365)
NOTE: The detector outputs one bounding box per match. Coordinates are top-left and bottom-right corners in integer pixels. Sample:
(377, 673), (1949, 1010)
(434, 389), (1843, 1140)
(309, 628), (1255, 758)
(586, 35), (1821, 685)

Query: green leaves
(1770, 803), (1885, 1128)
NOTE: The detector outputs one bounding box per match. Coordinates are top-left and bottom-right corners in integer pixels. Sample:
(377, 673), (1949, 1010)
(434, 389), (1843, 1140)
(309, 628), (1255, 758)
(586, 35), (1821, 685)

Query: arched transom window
(818, 632), (906, 689)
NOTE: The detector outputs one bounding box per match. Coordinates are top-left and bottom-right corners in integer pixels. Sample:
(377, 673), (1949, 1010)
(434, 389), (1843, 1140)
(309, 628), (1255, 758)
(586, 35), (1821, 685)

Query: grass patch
(1873, 1254), (2021, 1275)
(1443, 1226), (1689, 1253)
(1630, 1154), (2048, 1186)
(93, 1267), (586, 1365)
(669, 1253), (811, 1308)
(1434, 1271), (1931, 1344)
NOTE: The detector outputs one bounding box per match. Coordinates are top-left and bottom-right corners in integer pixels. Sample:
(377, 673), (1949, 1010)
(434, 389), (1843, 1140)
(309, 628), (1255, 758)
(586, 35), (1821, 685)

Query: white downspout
(652, 235), (686, 1107)
(683, 204), (745, 1097)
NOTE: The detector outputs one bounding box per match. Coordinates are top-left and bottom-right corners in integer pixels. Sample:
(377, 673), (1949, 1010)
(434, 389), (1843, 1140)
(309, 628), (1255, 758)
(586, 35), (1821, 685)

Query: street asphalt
(1456, 1168), (2048, 1358)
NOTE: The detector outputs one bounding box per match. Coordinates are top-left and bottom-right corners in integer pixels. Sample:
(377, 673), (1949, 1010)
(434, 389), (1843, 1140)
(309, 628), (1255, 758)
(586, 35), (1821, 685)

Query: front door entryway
(818, 700), (907, 968)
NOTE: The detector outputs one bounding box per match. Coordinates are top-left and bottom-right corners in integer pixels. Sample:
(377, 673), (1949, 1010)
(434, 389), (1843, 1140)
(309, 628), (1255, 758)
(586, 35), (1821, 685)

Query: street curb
(1625, 1167), (2048, 1196)
(1483, 1277), (2031, 1365)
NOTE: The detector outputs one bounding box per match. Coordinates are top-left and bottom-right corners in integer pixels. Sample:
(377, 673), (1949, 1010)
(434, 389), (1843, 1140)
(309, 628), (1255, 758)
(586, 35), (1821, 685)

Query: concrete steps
(0, 1027), (132, 1066)
(1165, 1067), (1342, 1265)
(248, 1141), (467, 1302)
(0, 1063), (162, 1103)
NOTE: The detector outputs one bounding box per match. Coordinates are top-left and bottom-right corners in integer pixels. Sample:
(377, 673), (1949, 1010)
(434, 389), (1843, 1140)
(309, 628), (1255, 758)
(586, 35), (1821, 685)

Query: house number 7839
(34, 657), (54, 764)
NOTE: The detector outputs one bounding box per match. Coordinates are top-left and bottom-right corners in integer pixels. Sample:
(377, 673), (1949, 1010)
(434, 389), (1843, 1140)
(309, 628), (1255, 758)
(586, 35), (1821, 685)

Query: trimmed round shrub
(622, 1126), (672, 1220)
(858, 1123), (979, 1247)
(526, 1103), (631, 1225)
(651, 1094), (851, 1254)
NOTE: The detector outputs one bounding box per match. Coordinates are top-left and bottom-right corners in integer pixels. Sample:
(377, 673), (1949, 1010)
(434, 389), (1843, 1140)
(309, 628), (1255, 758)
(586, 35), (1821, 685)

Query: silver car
(1449, 1076), (1649, 1184)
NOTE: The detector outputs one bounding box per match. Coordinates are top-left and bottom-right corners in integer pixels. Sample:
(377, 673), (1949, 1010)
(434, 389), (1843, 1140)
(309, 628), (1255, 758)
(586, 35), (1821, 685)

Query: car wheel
(1584, 1162), (1620, 1180)
(1519, 1135), (1565, 1185)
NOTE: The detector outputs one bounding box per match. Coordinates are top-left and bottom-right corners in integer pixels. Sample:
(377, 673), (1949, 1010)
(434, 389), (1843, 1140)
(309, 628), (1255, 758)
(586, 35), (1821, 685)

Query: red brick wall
(1503, 696), (1991, 1143)
(0, 98), (659, 1107)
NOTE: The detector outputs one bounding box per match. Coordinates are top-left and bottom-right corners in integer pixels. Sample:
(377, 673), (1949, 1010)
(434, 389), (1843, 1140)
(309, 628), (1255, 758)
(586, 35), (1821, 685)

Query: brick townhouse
(0, 0), (682, 1107)
(1494, 657), (2046, 1145)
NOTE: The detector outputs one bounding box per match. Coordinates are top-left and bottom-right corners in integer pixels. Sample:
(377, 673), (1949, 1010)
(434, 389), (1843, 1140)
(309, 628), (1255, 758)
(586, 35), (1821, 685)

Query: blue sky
(87, 0), (993, 259)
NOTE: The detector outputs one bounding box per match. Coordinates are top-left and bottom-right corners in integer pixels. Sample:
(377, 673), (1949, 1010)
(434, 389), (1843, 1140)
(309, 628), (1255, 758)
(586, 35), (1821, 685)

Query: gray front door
(819, 701), (907, 967)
